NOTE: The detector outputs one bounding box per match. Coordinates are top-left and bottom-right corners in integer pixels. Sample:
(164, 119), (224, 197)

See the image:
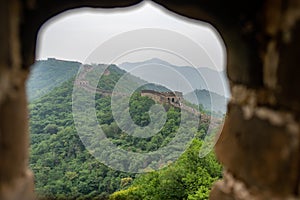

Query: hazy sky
(36, 1), (225, 71)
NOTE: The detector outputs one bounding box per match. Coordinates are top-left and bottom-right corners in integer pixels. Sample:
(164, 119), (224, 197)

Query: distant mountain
(27, 58), (81, 102)
(184, 89), (227, 113)
(119, 58), (230, 97)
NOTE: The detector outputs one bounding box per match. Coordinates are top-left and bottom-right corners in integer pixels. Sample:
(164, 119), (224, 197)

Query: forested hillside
(28, 60), (222, 199)
(109, 139), (221, 200)
(27, 58), (81, 101)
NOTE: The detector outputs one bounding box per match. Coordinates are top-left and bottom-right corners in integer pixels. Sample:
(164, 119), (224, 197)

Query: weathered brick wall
(0, 0), (299, 199)
(0, 1), (35, 200)
(210, 0), (300, 199)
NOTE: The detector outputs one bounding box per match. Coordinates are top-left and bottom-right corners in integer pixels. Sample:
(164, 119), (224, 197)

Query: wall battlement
(141, 90), (183, 105)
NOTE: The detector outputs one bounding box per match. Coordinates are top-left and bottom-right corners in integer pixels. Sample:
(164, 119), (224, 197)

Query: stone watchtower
(141, 90), (183, 105)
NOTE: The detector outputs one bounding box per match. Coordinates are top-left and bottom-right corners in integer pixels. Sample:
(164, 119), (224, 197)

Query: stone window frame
(1, 0), (299, 199)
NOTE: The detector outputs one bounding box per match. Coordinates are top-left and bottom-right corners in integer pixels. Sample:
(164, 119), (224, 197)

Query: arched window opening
(27, 2), (228, 199)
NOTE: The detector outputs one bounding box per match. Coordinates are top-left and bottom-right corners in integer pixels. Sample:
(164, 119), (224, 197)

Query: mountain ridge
(27, 58), (229, 114)
(119, 57), (230, 97)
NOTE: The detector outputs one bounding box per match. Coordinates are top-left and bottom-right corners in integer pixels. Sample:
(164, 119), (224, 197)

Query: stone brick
(276, 21), (300, 113)
(215, 103), (299, 196)
(226, 31), (264, 88)
(210, 180), (235, 200)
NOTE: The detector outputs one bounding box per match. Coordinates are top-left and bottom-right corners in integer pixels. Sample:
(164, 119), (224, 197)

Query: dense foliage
(30, 78), (130, 199)
(109, 139), (221, 200)
(29, 61), (222, 199)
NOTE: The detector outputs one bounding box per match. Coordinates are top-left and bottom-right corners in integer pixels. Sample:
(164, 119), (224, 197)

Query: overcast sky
(36, 1), (226, 71)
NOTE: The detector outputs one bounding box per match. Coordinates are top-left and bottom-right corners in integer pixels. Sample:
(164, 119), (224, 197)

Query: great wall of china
(75, 65), (222, 128)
